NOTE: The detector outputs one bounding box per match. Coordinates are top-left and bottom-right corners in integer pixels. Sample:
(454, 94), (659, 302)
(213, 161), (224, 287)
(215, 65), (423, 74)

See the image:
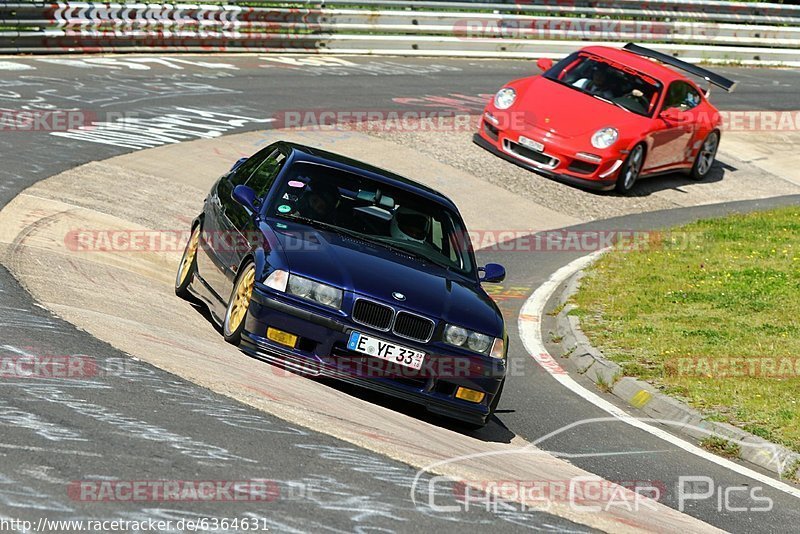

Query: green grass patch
(783, 458), (800, 482)
(700, 436), (741, 459)
(574, 206), (800, 452)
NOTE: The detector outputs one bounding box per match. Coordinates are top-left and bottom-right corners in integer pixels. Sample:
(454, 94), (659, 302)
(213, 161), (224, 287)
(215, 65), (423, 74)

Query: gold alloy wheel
(226, 265), (255, 335)
(178, 226), (200, 286)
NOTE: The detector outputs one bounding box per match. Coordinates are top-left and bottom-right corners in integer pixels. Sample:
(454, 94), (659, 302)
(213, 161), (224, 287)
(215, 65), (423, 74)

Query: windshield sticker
(288, 180), (306, 188)
(278, 204), (292, 213)
(282, 193), (298, 202)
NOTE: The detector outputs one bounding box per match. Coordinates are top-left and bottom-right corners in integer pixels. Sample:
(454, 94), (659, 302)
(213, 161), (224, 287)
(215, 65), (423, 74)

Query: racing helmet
(390, 207), (430, 244)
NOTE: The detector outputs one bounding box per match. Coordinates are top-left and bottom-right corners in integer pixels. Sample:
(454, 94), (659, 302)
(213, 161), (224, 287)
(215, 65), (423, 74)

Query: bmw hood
(268, 223), (503, 336)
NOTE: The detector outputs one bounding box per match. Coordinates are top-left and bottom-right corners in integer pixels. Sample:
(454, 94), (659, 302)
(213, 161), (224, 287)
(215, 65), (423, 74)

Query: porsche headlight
(444, 324), (503, 358)
(494, 88), (516, 110)
(591, 127), (619, 149)
(287, 274), (342, 309)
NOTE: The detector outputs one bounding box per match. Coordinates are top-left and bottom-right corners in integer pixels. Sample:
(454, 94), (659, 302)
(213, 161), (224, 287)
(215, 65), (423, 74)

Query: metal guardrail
(1, 1), (800, 65)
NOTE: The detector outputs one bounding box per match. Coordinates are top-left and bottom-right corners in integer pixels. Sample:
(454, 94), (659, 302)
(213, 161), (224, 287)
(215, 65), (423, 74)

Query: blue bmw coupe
(176, 141), (508, 427)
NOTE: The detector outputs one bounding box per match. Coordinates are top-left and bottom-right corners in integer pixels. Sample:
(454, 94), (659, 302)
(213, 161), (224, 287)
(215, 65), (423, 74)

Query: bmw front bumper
(240, 288), (506, 425)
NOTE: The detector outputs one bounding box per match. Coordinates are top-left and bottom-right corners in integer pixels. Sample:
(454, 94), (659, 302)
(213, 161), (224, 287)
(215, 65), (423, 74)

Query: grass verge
(572, 206), (800, 452)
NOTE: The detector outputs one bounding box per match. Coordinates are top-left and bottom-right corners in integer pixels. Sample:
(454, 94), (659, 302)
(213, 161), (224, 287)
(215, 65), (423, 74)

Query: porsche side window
(664, 81), (701, 111)
(547, 52), (581, 82)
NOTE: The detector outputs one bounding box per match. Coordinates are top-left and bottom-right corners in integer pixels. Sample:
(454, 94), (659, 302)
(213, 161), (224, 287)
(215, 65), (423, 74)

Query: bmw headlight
(444, 325), (468, 346)
(591, 127), (619, 149)
(287, 274), (343, 309)
(468, 331), (492, 353)
(288, 275), (313, 298)
(264, 269), (288, 292)
(444, 324), (504, 358)
(313, 283), (342, 308)
(494, 88), (516, 110)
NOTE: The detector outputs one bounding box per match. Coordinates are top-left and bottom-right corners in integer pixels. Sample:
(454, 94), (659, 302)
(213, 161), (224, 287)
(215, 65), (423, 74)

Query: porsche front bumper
(475, 115), (623, 191)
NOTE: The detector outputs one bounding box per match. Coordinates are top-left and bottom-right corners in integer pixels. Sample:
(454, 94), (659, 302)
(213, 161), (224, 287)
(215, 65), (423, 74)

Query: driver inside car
(574, 64), (615, 99)
(299, 182), (339, 224)
(390, 208), (431, 244)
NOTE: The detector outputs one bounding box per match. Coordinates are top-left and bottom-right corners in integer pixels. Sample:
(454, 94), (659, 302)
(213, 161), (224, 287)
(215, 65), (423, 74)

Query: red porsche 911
(474, 43), (736, 193)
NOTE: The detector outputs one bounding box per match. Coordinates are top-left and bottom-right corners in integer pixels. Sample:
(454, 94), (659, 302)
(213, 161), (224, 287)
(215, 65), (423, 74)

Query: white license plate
(518, 135), (544, 152)
(347, 331), (426, 370)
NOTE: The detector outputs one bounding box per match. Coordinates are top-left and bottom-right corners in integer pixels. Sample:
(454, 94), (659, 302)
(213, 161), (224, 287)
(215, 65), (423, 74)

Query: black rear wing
(623, 43), (737, 93)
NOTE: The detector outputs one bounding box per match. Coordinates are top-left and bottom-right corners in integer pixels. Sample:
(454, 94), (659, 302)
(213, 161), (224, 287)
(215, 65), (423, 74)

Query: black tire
(223, 261), (256, 345)
(615, 143), (646, 194)
(690, 131), (719, 181)
(175, 225), (200, 299)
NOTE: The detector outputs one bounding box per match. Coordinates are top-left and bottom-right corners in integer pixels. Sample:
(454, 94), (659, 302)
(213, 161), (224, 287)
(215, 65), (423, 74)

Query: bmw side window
(229, 152), (267, 186)
(245, 149), (287, 198)
(218, 154), (260, 211)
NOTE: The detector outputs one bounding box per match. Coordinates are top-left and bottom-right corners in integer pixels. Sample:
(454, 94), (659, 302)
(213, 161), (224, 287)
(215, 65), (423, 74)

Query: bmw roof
(280, 141), (461, 212)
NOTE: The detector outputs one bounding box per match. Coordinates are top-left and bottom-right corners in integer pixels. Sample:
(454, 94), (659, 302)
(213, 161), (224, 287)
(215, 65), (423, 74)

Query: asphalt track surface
(1, 54), (799, 533)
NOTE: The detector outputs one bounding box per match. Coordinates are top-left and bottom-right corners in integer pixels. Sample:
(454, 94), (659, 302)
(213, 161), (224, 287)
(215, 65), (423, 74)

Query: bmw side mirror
(230, 157), (248, 173)
(232, 184), (258, 216)
(479, 263), (506, 283)
(536, 58), (553, 72)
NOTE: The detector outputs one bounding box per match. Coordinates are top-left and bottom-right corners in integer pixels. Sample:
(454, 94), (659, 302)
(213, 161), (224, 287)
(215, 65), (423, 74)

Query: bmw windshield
(544, 52), (663, 117)
(267, 162), (475, 277)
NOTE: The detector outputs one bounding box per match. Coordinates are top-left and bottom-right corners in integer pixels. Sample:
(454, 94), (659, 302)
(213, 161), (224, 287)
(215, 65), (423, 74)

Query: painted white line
(0, 61), (34, 71)
(518, 250), (800, 500)
(0, 443), (102, 457)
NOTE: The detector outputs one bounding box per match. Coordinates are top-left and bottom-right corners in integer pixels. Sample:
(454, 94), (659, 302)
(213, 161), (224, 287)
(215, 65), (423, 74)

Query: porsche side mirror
(232, 184), (258, 216)
(479, 263), (506, 283)
(536, 58), (554, 72)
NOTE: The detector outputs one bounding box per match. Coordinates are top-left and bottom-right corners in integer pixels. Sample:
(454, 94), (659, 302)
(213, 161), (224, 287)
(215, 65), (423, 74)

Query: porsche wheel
(175, 225), (200, 299)
(615, 144), (645, 194)
(223, 261), (256, 345)
(690, 131), (719, 181)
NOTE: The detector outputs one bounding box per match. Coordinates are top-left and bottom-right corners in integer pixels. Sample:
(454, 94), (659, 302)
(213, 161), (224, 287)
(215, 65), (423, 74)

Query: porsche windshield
(544, 52), (663, 117)
(268, 162), (475, 276)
